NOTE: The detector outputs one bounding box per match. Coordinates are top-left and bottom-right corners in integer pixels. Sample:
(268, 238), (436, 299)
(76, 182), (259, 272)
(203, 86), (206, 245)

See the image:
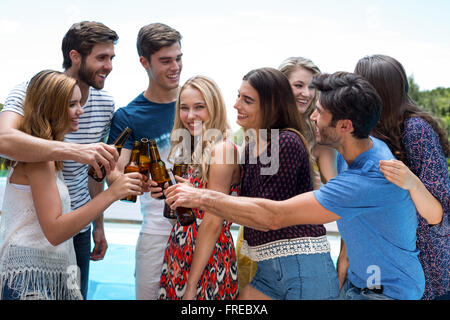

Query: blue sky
(1, 0), (449, 130)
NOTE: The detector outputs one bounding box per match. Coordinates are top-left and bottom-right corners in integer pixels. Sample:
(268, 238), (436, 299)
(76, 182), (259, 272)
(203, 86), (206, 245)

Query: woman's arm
(183, 141), (239, 300)
(26, 161), (143, 246)
(379, 159), (443, 225)
(337, 238), (349, 289)
(313, 144), (337, 183)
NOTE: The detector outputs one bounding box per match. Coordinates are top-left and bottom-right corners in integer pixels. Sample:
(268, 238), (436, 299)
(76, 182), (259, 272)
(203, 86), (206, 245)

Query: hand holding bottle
(107, 172), (144, 201)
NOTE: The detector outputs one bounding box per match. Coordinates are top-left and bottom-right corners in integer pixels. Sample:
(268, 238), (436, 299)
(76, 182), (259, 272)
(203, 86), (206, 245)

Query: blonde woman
(156, 76), (241, 300)
(0, 70), (142, 300)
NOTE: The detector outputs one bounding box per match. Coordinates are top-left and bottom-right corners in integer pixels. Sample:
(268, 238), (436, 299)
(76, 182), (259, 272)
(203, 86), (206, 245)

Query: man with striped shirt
(0, 21), (119, 299)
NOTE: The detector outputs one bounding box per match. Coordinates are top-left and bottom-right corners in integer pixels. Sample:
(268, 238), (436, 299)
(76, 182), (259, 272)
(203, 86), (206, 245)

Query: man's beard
(78, 59), (104, 90)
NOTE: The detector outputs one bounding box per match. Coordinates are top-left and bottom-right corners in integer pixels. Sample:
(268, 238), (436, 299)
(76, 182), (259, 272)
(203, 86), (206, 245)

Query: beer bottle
(167, 169), (196, 226)
(163, 169), (178, 219)
(173, 163), (189, 177)
(148, 139), (170, 200)
(121, 141), (140, 203)
(88, 127), (132, 182)
(139, 138), (151, 181)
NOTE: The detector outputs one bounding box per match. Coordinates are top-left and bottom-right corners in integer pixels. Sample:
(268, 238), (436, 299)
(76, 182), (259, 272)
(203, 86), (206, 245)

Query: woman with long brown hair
(0, 70), (142, 300)
(354, 55), (449, 300)
(234, 68), (339, 300)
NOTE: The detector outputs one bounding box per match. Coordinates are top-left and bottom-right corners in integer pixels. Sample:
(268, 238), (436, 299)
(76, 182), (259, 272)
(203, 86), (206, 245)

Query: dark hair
(355, 54), (449, 162)
(61, 21), (119, 70)
(243, 67), (306, 134)
(311, 72), (382, 139)
(137, 23), (182, 60)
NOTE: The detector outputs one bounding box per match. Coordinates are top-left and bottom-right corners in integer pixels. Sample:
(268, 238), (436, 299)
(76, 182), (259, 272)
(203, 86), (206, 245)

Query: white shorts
(135, 233), (170, 300)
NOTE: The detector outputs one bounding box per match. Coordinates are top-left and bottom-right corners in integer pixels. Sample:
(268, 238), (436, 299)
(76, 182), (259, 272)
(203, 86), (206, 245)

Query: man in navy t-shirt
(164, 72), (426, 300)
(107, 23), (182, 300)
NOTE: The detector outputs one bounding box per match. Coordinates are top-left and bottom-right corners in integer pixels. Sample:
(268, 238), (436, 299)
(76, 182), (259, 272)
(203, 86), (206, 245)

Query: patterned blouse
(241, 130), (329, 261)
(403, 117), (449, 300)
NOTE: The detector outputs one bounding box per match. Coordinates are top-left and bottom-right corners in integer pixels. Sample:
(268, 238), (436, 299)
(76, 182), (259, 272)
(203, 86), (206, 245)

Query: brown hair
(137, 23), (182, 61)
(311, 72), (382, 139)
(20, 70), (77, 170)
(355, 54), (449, 162)
(62, 21), (119, 69)
(243, 67), (306, 134)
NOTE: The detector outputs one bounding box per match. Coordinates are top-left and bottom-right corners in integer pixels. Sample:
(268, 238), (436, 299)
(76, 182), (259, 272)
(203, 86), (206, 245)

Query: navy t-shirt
(107, 93), (175, 235)
(313, 137), (425, 300)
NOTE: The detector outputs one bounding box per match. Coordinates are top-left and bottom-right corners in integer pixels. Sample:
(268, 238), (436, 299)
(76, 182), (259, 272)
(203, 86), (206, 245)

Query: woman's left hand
(379, 159), (419, 191)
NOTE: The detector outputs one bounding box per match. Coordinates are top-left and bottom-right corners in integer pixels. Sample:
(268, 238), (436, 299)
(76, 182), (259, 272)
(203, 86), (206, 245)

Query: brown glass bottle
(163, 163), (189, 219)
(166, 169), (196, 226)
(121, 141), (141, 203)
(139, 138), (151, 181)
(148, 139), (170, 200)
(163, 169), (178, 219)
(88, 127), (132, 182)
(173, 163), (189, 177)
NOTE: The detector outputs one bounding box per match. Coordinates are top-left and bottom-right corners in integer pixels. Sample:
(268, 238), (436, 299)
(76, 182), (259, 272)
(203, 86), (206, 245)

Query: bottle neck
(150, 147), (161, 162)
(114, 128), (132, 148)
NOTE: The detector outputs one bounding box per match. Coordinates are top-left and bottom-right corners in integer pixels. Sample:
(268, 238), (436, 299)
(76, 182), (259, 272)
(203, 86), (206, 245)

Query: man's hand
(91, 226), (108, 261)
(72, 142), (119, 178)
(165, 182), (202, 210)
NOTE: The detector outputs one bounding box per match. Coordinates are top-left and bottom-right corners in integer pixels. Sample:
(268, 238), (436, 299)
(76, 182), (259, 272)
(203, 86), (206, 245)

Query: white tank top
(0, 165), (82, 300)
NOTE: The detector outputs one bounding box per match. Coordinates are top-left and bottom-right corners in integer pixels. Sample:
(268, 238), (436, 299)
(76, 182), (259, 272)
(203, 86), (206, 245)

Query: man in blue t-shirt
(163, 72), (426, 300)
(107, 23), (182, 300)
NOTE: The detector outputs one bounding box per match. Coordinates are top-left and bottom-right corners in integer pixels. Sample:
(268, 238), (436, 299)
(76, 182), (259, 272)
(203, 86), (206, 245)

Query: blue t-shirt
(313, 137), (425, 300)
(107, 93), (175, 235)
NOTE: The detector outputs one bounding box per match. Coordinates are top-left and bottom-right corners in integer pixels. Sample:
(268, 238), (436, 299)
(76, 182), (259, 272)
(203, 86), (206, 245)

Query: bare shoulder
(23, 161), (56, 182)
(312, 144), (336, 160)
(211, 140), (238, 164)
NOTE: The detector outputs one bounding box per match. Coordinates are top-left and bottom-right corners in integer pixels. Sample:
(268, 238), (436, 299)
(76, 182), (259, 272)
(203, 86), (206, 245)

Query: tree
(408, 76), (450, 133)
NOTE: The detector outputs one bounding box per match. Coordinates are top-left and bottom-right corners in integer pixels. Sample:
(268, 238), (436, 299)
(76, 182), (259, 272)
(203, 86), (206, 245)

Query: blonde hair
(278, 57), (321, 148)
(19, 70), (77, 170)
(169, 75), (230, 182)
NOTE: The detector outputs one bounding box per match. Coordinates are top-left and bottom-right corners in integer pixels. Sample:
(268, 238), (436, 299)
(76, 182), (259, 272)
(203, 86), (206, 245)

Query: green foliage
(408, 76), (449, 173)
(408, 76), (450, 134)
(0, 102), (3, 111)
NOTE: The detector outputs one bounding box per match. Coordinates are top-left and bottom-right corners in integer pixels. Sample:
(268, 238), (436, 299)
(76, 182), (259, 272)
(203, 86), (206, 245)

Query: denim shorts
(249, 252), (339, 300)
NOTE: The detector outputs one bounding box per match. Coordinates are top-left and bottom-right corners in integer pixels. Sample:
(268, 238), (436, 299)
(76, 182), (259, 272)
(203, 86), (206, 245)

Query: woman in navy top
(235, 68), (339, 300)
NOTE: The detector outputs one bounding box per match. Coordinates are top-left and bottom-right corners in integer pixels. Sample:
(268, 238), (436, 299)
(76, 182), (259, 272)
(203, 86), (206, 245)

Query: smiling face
(179, 86), (210, 136)
(287, 67), (316, 114)
(68, 85), (83, 132)
(234, 80), (263, 130)
(77, 42), (115, 90)
(146, 42), (183, 91)
(310, 99), (340, 147)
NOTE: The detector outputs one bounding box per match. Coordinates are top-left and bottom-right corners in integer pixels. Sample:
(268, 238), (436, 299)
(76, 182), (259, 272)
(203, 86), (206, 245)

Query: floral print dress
(158, 168), (240, 300)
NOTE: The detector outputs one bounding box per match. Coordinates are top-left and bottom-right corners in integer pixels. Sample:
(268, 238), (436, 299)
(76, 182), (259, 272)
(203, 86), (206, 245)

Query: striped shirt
(2, 82), (115, 233)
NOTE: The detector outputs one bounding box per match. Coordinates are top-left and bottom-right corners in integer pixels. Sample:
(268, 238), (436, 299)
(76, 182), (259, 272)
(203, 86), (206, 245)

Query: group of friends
(0, 21), (448, 301)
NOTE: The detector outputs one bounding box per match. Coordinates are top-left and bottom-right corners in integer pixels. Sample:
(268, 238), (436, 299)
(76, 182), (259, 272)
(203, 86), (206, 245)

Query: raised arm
(166, 184), (340, 231)
(0, 111), (119, 177)
(26, 161), (142, 246)
(379, 159), (443, 225)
